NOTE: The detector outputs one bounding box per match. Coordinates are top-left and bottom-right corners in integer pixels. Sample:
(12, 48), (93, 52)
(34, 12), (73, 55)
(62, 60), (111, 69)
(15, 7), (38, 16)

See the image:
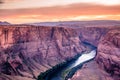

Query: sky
(0, 0), (120, 24)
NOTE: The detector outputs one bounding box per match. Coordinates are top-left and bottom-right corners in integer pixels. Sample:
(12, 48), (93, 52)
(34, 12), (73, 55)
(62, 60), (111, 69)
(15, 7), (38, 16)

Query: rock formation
(0, 25), (119, 80)
(69, 28), (120, 80)
(96, 29), (120, 80)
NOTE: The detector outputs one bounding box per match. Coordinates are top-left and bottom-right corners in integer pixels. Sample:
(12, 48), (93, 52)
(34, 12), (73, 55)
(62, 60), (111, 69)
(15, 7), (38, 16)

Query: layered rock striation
(96, 29), (120, 80)
(0, 25), (119, 80)
(70, 28), (120, 80)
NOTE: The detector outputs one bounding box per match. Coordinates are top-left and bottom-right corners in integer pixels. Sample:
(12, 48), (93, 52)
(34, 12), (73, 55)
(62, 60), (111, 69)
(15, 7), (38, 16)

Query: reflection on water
(71, 50), (96, 68)
(38, 42), (97, 80)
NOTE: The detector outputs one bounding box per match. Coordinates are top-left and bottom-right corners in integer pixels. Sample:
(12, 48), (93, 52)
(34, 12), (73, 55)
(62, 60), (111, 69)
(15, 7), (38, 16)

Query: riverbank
(70, 61), (114, 80)
(37, 49), (97, 80)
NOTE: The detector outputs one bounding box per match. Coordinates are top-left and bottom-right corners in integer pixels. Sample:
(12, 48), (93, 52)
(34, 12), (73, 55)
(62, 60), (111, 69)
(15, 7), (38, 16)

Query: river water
(38, 42), (97, 80)
(71, 50), (96, 68)
(50, 50), (97, 80)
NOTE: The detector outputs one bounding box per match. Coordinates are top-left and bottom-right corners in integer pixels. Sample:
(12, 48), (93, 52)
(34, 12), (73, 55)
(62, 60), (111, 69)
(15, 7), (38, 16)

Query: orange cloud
(0, 3), (120, 23)
(0, 0), (22, 3)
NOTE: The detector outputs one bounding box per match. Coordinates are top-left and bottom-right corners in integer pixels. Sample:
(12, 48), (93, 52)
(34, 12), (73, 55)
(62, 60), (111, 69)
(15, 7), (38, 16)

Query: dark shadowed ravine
(37, 42), (97, 80)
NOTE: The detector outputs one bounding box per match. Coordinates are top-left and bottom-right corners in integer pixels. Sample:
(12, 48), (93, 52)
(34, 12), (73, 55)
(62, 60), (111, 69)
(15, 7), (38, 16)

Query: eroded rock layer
(0, 25), (119, 80)
(96, 29), (120, 80)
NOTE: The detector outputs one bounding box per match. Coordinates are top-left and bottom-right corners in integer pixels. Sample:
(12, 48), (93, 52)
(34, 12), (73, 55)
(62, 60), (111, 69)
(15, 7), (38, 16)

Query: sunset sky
(0, 0), (120, 24)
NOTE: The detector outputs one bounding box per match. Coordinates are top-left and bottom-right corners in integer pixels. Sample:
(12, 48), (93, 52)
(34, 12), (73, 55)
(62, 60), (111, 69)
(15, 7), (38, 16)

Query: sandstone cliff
(0, 25), (119, 80)
(70, 28), (120, 80)
(96, 29), (120, 80)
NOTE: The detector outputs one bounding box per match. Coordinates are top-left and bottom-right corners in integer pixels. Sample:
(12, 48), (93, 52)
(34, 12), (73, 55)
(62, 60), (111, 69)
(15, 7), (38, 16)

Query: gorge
(37, 42), (97, 80)
(0, 24), (120, 80)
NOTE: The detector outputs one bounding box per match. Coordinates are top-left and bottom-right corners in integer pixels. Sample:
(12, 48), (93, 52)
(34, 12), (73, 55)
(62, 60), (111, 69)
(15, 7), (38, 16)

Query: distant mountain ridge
(0, 21), (10, 25)
(25, 20), (120, 27)
(0, 20), (120, 27)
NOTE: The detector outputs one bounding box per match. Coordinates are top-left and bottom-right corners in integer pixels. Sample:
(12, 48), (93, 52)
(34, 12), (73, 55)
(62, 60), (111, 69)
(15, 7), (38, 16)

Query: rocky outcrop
(69, 61), (114, 80)
(0, 25), (119, 80)
(63, 27), (120, 80)
(0, 26), (82, 79)
(96, 29), (120, 80)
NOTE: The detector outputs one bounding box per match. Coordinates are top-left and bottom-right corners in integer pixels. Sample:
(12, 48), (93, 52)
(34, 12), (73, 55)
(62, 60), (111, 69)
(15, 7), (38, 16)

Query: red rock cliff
(96, 29), (120, 80)
(0, 25), (118, 80)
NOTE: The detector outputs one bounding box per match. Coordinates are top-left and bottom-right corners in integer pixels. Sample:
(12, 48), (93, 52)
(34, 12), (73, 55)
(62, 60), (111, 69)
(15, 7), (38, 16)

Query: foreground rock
(69, 61), (114, 80)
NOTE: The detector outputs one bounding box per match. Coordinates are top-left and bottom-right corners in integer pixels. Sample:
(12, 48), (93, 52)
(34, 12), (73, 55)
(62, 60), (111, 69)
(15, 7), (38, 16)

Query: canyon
(0, 24), (120, 80)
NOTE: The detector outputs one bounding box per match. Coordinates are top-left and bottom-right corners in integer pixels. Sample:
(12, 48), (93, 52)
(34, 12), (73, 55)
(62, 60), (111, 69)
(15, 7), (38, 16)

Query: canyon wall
(0, 25), (119, 80)
(96, 29), (120, 80)
(70, 27), (120, 80)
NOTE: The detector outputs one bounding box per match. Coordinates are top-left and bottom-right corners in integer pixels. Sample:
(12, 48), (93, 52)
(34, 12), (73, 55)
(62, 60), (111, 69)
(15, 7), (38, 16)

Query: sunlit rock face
(96, 29), (120, 80)
(0, 25), (118, 80)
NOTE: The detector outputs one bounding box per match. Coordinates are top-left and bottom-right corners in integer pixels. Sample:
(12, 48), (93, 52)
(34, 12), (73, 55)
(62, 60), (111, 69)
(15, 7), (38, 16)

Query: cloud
(0, 0), (3, 4)
(1, 0), (120, 9)
(0, 0), (20, 3)
(0, 0), (23, 4)
(0, 3), (120, 23)
(1, 3), (120, 16)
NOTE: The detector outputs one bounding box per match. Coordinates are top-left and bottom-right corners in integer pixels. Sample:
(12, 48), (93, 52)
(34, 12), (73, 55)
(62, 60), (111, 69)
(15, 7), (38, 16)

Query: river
(37, 42), (97, 80)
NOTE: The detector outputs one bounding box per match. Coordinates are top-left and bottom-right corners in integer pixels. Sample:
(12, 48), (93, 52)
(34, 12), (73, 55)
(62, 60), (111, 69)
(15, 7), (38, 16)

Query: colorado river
(37, 42), (97, 80)
(64, 49), (96, 80)
(71, 50), (96, 68)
